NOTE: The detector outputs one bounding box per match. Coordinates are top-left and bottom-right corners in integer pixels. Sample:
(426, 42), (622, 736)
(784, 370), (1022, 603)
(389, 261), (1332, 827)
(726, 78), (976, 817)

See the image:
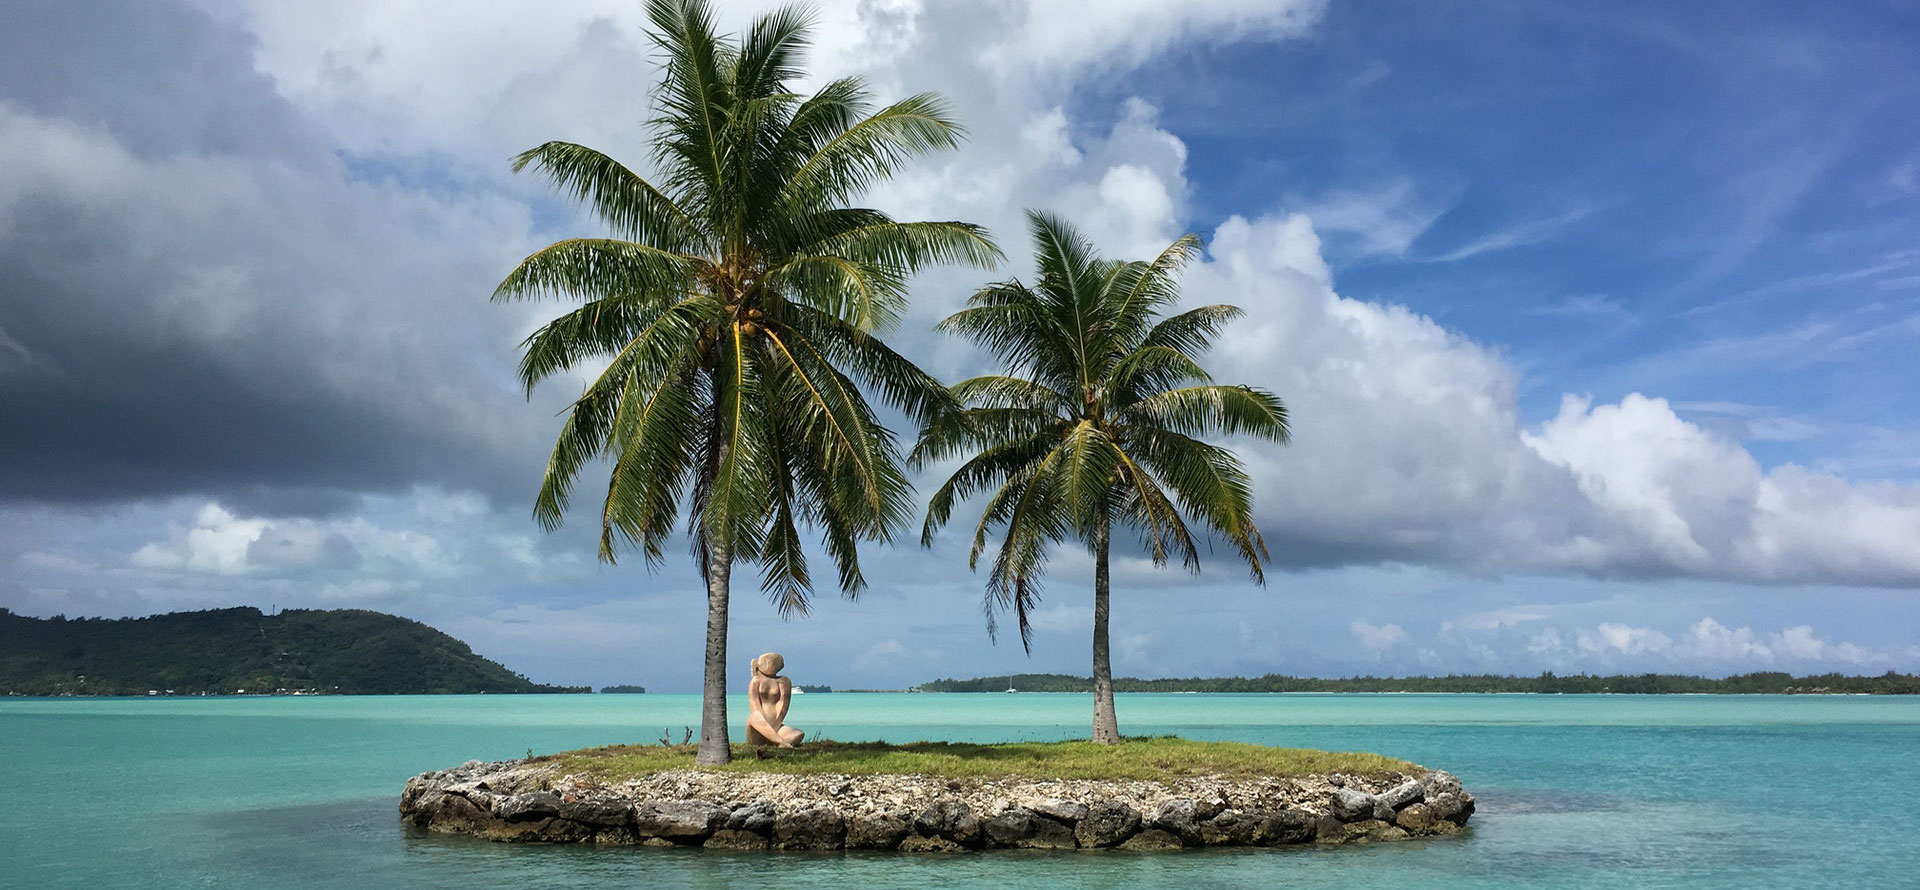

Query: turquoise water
(2, 693), (1915, 888)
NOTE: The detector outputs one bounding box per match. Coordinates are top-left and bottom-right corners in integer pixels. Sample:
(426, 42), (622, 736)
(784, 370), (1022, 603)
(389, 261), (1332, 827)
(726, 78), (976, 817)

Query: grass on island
(544, 736), (1417, 782)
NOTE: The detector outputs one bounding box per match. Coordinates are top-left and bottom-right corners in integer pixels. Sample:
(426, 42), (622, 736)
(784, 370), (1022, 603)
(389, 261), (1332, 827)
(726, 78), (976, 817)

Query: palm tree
(496, 0), (998, 764)
(914, 211), (1287, 744)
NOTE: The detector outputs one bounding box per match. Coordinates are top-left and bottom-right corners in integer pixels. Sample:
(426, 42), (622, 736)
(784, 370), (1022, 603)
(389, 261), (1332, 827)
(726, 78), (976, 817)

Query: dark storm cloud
(0, 0), (326, 162)
(0, 0), (554, 513)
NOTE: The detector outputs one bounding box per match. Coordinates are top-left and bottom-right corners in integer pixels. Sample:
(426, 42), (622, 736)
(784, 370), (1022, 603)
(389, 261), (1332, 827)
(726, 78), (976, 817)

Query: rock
(429, 792), (492, 832)
(897, 834), (967, 853)
(726, 800), (776, 834)
(1148, 799), (1201, 844)
(1200, 810), (1261, 846)
(984, 808), (1077, 849)
(401, 789), (445, 826)
(1365, 822), (1410, 842)
(398, 756), (1477, 851)
(1254, 809), (1317, 846)
(400, 776), (437, 810)
(633, 800), (726, 839)
(1031, 800), (1089, 823)
(773, 805), (847, 850)
(1330, 787), (1376, 822)
(845, 811), (911, 849)
(591, 827), (638, 845)
(1074, 802), (1140, 848)
(1117, 828), (1184, 850)
(1394, 803), (1433, 834)
(487, 816), (590, 843)
(1425, 791), (1475, 824)
(557, 796), (631, 827)
(455, 788), (497, 813)
(1377, 779), (1424, 811)
(705, 829), (770, 851)
(913, 798), (981, 846)
(496, 792), (563, 823)
(1421, 770), (1463, 798)
(982, 808), (1037, 847)
(1316, 818), (1406, 844)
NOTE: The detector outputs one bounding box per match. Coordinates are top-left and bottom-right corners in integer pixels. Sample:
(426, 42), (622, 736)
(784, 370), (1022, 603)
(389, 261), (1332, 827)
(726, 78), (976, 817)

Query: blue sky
(1121, 0), (1920, 464)
(1, 0), (1917, 691)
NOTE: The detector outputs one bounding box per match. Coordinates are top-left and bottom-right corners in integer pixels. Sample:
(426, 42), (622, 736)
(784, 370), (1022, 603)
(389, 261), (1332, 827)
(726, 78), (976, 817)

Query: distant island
(599, 685), (649, 694)
(921, 671), (1920, 695)
(0, 606), (588, 696)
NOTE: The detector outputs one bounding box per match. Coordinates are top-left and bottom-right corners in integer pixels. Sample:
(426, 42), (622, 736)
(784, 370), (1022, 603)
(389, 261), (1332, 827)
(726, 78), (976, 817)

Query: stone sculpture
(745, 652), (804, 747)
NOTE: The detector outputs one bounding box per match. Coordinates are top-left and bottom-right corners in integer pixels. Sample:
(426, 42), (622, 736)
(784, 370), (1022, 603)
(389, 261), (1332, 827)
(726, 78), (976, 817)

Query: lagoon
(2, 693), (1914, 888)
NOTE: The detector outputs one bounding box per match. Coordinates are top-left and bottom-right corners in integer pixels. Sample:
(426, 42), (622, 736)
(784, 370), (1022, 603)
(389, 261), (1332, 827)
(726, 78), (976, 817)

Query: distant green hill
(0, 607), (588, 695)
(921, 671), (1920, 694)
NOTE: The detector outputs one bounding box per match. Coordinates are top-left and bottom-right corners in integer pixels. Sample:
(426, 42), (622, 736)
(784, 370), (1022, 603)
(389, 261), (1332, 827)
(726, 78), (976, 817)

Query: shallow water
(2, 693), (1914, 888)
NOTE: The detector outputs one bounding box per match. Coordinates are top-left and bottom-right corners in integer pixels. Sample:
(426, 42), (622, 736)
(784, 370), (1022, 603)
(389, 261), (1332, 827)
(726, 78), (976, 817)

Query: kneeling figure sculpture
(745, 652), (803, 747)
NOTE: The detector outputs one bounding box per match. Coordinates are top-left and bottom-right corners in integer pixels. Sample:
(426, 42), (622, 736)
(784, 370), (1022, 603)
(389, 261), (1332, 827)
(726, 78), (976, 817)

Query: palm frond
(777, 93), (965, 212)
(1117, 384), (1290, 442)
(493, 238), (698, 304)
(509, 142), (700, 248)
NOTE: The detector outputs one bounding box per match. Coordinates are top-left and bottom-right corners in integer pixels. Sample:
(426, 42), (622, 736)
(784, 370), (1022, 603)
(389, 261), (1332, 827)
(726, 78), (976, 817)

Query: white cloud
(1577, 622), (1672, 655)
(856, 639), (909, 670)
(1117, 632), (1154, 663)
(126, 501), (451, 582)
(1349, 619), (1409, 652)
(1294, 179), (1452, 259)
(982, 0), (1323, 75)
(1518, 616), (1891, 669)
(1425, 206), (1593, 263)
(1024, 603), (1092, 635)
(1527, 294), (1629, 319)
(11, 0), (1920, 652)
(1178, 209), (1920, 583)
(1674, 401), (1823, 443)
(1440, 607), (1548, 634)
(1524, 393), (1762, 571)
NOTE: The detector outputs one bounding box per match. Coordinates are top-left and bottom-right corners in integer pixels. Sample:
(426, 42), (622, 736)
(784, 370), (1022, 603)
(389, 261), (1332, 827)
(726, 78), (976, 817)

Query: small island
(399, 739), (1474, 851)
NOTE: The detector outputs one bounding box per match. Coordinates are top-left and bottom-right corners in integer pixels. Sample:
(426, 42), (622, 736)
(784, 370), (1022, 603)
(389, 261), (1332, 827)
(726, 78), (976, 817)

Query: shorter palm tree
(915, 211), (1289, 744)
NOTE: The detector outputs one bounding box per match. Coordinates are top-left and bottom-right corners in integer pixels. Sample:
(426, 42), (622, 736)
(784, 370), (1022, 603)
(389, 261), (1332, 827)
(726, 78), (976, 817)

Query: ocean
(2, 692), (1914, 888)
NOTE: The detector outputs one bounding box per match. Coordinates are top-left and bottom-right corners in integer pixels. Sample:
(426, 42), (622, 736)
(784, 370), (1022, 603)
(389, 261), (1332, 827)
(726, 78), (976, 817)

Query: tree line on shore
(918, 671), (1920, 695)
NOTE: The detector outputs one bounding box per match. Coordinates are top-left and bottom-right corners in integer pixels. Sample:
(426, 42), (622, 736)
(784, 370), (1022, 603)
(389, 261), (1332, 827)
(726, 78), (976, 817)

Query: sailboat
(1005, 677), (1017, 693)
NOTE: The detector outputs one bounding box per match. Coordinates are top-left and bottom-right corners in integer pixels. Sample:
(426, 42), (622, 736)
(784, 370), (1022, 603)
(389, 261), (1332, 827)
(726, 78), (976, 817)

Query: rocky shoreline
(399, 759), (1474, 851)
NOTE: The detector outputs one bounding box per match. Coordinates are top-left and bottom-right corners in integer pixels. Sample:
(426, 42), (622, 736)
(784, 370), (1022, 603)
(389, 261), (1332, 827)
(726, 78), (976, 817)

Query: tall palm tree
(496, 0), (998, 764)
(915, 211), (1287, 744)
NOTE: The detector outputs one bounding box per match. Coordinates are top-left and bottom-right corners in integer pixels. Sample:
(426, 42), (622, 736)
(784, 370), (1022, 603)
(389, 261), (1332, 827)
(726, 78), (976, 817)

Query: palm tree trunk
(695, 536), (733, 765)
(1091, 516), (1119, 744)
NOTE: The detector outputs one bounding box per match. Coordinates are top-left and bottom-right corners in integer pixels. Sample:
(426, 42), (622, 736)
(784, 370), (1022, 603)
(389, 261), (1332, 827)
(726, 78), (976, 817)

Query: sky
(2, 0), (1918, 691)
